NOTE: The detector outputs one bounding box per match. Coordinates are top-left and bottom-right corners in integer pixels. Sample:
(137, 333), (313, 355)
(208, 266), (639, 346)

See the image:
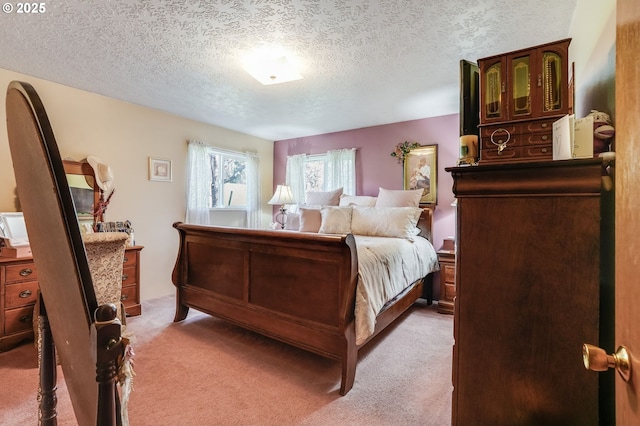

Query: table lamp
(268, 184), (296, 229)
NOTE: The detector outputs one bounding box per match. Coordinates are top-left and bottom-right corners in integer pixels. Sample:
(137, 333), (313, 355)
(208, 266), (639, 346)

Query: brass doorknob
(583, 343), (632, 382)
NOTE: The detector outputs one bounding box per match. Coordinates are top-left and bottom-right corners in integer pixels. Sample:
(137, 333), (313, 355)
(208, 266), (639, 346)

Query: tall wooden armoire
(447, 159), (613, 425)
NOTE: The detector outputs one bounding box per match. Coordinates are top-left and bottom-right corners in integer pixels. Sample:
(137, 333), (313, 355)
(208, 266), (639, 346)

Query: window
(209, 150), (247, 208)
(187, 140), (260, 227)
(303, 154), (326, 192)
(286, 148), (356, 204)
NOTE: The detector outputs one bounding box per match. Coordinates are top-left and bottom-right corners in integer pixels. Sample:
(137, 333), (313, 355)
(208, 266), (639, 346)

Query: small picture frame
(149, 157), (172, 182)
(403, 144), (437, 205)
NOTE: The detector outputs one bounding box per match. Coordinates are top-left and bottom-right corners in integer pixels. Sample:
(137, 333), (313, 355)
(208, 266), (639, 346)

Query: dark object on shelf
(459, 59), (480, 138)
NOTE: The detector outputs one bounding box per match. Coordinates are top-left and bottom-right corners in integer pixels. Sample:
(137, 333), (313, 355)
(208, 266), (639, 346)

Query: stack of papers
(553, 114), (594, 160)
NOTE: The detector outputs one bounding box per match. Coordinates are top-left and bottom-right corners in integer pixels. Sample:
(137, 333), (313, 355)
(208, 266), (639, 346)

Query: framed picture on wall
(403, 144), (437, 205)
(149, 157), (172, 182)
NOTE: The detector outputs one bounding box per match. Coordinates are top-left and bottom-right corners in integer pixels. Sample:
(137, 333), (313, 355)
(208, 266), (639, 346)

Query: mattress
(354, 235), (439, 344)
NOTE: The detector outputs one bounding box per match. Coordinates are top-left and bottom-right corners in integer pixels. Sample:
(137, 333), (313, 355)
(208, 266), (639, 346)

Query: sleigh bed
(171, 206), (438, 395)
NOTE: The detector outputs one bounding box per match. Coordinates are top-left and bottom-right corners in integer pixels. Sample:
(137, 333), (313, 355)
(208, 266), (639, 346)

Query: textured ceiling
(1, 0), (577, 141)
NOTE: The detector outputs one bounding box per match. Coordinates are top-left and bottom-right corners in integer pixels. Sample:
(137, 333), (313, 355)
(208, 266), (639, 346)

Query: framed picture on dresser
(403, 144), (437, 205)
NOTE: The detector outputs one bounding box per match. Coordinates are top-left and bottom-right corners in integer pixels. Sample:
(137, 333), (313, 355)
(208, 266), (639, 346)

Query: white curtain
(285, 153), (306, 205)
(326, 148), (356, 195)
(245, 152), (260, 228)
(185, 140), (211, 225)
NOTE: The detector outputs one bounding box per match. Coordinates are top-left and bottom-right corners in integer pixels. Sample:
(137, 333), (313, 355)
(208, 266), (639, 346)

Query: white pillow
(283, 212), (300, 230)
(339, 195), (377, 207)
(306, 187), (343, 206)
(351, 207), (423, 240)
(375, 188), (423, 207)
(298, 207), (322, 232)
(287, 203), (302, 214)
(318, 206), (353, 234)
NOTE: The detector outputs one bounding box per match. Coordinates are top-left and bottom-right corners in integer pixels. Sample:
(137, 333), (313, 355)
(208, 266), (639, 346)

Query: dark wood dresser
(0, 245), (143, 351)
(0, 257), (39, 351)
(447, 159), (612, 425)
(121, 245), (143, 316)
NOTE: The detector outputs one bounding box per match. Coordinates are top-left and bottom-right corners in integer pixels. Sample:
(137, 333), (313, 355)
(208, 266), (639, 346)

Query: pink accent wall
(273, 113), (460, 257)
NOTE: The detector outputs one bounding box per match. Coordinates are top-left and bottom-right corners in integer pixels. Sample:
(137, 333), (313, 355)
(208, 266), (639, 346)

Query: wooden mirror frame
(62, 160), (103, 228)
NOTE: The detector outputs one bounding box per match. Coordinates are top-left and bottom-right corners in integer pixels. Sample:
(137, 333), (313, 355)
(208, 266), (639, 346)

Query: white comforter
(354, 235), (439, 345)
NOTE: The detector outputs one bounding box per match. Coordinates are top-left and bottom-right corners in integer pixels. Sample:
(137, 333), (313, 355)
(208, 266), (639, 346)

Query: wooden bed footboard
(171, 222), (428, 395)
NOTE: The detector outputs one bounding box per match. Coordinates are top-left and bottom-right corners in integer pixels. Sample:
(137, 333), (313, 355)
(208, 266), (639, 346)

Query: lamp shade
(268, 185), (296, 205)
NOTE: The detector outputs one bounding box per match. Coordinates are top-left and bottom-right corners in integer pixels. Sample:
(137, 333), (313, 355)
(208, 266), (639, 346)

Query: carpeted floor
(0, 295), (453, 425)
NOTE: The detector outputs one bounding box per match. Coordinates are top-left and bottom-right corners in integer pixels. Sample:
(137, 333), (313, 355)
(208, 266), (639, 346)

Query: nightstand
(437, 238), (456, 314)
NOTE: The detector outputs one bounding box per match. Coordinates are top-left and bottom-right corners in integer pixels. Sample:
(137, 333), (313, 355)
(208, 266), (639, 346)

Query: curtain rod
(188, 139), (258, 157)
(288, 147), (358, 158)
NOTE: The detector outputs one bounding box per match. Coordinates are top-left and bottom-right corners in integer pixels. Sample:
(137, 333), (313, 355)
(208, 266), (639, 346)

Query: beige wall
(0, 68), (274, 301)
(569, 0), (617, 119)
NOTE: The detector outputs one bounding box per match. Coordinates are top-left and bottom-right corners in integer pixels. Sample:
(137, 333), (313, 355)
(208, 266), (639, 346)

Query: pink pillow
(306, 187), (343, 206)
(298, 207), (322, 232)
(375, 188), (423, 207)
(339, 195), (377, 207)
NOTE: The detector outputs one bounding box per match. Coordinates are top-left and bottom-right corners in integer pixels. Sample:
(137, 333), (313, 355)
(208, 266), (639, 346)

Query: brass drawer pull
(541, 135), (548, 141)
(123, 257), (129, 263)
(121, 294), (129, 301)
(19, 268), (33, 277)
(20, 315), (33, 323)
(19, 290), (32, 298)
(541, 123), (548, 128)
(541, 148), (548, 153)
(122, 274), (129, 281)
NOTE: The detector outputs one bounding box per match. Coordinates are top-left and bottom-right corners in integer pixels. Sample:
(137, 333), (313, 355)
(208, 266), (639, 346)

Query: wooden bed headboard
(417, 206), (434, 242)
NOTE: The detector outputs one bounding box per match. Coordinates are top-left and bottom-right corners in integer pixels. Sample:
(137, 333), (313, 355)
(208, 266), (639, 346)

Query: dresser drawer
(4, 305), (34, 334)
(123, 251), (137, 268)
(442, 264), (456, 284)
(480, 127), (518, 149)
(481, 124), (518, 138)
(482, 146), (552, 163)
(444, 282), (457, 301)
(120, 246), (142, 317)
(122, 266), (136, 287)
(5, 262), (38, 283)
(480, 145), (519, 162)
(120, 285), (137, 307)
(523, 131), (552, 145)
(523, 119), (555, 133)
(523, 144), (552, 160)
(5, 281), (38, 308)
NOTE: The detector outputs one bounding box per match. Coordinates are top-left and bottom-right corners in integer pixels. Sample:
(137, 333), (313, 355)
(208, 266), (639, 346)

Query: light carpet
(0, 296), (453, 425)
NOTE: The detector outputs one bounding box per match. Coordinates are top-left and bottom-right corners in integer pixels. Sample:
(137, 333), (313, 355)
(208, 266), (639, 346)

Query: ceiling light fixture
(243, 54), (303, 86)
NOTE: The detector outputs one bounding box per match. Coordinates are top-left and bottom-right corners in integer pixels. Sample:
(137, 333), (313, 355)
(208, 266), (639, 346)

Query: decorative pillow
(339, 195), (377, 207)
(306, 187), (343, 206)
(287, 203), (302, 214)
(351, 207), (423, 240)
(298, 207), (322, 232)
(283, 212), (300, 230)
(318, 206), (353, 234)
(375, 187), (423, 207)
